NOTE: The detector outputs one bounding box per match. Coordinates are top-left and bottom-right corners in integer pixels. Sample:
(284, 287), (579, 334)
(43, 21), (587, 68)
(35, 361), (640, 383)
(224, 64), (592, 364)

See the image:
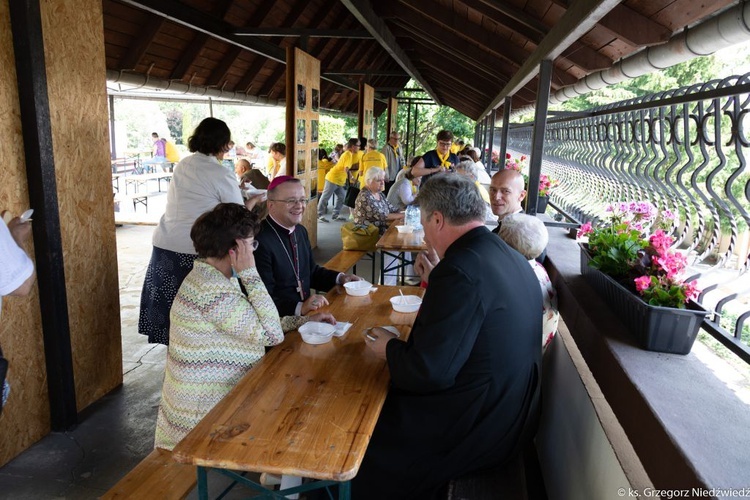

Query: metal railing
(507, 73), (750, 363)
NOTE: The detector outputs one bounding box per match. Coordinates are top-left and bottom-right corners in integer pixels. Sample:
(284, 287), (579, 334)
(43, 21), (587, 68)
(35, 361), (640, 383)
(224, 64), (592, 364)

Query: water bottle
(405, 205), (422, 231)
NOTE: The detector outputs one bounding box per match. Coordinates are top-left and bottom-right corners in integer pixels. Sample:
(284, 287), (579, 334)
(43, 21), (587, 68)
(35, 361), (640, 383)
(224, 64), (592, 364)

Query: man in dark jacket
(357, 174), (542, 499)
(254, 176), (360, 316)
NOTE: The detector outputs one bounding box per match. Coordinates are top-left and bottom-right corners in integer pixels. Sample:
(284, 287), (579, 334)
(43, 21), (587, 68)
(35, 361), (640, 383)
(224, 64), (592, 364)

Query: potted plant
(577, 202), (708, 354)
(536, 173), (559, 213)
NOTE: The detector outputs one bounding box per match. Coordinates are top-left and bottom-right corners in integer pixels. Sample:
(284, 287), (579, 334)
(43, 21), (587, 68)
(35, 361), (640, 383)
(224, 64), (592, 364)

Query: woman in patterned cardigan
(154, 203), (334, 450)
(353, 167), (404, 235)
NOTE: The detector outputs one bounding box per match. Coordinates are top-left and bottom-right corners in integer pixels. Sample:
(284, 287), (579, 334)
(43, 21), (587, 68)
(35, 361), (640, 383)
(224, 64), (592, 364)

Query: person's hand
(338, 274), (361, 284)
(301, 293), (328, 315)
(414, 247), (439, 284)
(364, 327), (399, 360)
(243, 192), (266, 211)
(308, 312), (336, 325)
(6, 216), (32, 247)
(229, 238), (256, 274)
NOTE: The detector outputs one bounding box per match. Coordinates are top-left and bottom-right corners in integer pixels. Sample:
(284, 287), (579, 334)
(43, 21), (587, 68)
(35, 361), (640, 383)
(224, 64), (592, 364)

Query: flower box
(579, 244), (709, 354)
(537, 195), (549, 214)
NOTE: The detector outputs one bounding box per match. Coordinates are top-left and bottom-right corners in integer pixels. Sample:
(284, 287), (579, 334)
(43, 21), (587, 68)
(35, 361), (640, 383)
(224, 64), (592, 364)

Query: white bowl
(390, 295), (422, 313)
(298, 322), (335, 344)
(396, 225), (414, 234)
(343, 280), (373, 296)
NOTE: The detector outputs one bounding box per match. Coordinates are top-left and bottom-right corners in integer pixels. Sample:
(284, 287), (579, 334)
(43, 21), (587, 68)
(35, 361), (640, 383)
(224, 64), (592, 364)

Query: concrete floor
(0, 197), (367, 499)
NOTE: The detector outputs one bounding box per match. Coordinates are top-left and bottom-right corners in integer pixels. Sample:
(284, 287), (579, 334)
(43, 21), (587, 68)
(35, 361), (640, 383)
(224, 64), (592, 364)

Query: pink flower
(634, 275), (653, 293)
(577, 222), (593, 238)
(649, 230), (674, 253)
(653, 252), (687, 277)
(683, 281), (700, 302)
(506, 153), (511, 159)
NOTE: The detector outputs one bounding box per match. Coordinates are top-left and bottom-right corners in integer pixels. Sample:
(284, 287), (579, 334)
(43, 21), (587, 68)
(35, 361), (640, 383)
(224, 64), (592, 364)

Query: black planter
(536, 196), (549, 213)
(579, 244), (708, 354)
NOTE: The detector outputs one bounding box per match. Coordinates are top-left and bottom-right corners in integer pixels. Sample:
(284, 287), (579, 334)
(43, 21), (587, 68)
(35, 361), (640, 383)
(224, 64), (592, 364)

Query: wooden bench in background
(101, 447), (196, 500)
(323, 249), (378, 283)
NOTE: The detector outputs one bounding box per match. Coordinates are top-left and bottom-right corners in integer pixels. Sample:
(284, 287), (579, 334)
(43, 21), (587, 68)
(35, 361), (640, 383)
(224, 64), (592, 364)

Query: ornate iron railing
(508, 74), (750, 363)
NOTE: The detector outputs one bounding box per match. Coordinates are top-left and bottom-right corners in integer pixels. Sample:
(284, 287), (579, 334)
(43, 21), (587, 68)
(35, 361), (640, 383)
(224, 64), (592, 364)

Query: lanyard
(269, 223), (305, 301)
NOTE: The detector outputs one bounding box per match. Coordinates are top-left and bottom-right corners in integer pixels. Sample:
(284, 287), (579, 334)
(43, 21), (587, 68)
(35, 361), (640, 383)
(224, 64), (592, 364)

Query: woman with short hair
(154, 203), (333, 450)
(139, 117), (257, 345)
(353, 167), (403, 235)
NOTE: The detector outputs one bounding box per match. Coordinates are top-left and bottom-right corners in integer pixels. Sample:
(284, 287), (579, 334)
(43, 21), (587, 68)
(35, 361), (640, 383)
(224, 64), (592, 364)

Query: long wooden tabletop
(171, 284), (424, 482)
(375, 222), (427, 252)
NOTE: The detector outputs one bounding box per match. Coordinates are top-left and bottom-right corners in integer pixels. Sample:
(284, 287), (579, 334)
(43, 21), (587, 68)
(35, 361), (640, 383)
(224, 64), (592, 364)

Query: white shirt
(152, 152), (244, 254)
(0, 219), (34, 318)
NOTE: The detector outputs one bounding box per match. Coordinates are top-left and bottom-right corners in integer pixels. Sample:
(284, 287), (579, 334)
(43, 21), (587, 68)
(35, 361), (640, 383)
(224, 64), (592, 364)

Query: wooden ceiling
(103, 0), (738, 121)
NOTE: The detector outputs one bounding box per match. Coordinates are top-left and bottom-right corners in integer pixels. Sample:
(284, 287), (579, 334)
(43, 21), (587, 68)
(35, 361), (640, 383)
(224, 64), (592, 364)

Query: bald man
(489, 169), (527, 234)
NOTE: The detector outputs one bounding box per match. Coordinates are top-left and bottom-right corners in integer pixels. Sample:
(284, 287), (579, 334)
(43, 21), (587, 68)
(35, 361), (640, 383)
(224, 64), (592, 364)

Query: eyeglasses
(249, 240), (259, 251)
(268, 198), (308, 207)
(438, 141), (452, 147)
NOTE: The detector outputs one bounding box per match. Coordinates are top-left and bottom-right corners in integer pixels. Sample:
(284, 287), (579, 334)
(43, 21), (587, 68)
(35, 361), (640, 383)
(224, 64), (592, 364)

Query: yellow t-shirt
(323, 158), (347, 186)
(476, 181), (490, 204)
(358, 151), (387, 188)
(266, 156), (279, 177)
(450, 144), (460, 155)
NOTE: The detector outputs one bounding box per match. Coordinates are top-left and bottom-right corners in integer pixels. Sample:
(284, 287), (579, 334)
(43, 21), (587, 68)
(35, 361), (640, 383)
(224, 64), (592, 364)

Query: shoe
(260, 473), (282, 486)
(332, 215), (346, 221)
(318, 216), (329, 223)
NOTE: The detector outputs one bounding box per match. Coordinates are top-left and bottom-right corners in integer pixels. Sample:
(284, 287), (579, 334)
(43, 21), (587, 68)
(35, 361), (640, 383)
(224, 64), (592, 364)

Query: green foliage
(318, 114), (347, 153)
(395, 96), (474, 157)
(586, 224), (648, 277)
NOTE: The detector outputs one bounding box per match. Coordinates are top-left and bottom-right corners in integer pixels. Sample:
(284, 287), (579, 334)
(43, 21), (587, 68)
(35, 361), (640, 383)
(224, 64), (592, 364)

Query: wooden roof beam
(120, 15), (164, 70)
(340, 0), (441, 104)
(480, 0), (623, 118)
(597, 4), (672, 47)
(234, 28), (373, 39)
(118, 0), (360, 91)
(206, 46), (242, 87)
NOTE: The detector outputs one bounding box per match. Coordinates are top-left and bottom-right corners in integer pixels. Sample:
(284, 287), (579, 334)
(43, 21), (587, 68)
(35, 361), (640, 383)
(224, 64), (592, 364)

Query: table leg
(197, 466), (209, 500)
(339, 480), (351, 499)
(380, 250), (385, 285)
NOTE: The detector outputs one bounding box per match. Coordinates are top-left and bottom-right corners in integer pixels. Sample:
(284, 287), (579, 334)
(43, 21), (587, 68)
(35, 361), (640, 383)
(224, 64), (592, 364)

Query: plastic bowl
(298, 322), (336, 344)
(343, 280), (373, 296)
(389, 295), (422, 313)
(396, 225), (414, 234)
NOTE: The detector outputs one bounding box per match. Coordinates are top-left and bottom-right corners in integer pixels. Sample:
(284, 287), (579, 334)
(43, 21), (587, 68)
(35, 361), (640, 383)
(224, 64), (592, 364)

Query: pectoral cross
(297, 280), (305, 301)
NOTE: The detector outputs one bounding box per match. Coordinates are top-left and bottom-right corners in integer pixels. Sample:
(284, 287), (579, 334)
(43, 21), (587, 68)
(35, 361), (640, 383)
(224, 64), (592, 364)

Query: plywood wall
(0, 0), (122, 466)
(386, 98), (399, 138)
(358, 84), (375, 140)
(285, 47), (321, 248)
(0, 0), (50, 467)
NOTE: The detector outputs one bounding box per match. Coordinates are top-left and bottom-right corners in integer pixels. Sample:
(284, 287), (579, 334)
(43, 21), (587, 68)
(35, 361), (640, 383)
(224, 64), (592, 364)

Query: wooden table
(123, 172), (173, 194)
(375, 222), (427, 285)
(172, 285), (424, 499)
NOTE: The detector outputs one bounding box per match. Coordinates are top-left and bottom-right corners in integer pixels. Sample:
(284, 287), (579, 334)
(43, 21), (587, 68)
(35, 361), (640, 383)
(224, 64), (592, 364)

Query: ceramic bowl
(343, 280), (373, 296)
(298, 322), (336, 344)
(389, 295), (422, 313)
(396, 225), (414, 234)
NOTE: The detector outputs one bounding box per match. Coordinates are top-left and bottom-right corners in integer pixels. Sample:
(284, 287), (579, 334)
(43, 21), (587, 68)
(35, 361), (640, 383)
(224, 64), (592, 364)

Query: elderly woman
(154, 203), (333, 450)
(139, 117), (261, 345)
(498, 213), (559, 350)
(386, 157), (422, 211)
(353, 167), (404, 234)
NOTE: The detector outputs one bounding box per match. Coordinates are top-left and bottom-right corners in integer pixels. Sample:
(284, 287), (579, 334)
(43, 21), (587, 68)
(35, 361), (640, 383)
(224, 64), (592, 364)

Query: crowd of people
(0, 114), (565, 497)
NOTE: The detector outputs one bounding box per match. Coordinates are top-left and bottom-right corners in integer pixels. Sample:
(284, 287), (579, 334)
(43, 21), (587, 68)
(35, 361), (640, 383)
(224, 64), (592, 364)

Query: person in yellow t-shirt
(450, 139), (465, 155)
(358, 139), (387, 188)
(317, 148), (334, 195)
(317, 138), (359, 222)
(268, 143), (286, 179)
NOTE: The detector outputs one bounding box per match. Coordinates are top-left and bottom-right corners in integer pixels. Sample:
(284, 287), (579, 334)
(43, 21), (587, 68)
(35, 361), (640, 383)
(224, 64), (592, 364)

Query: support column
(527, 59), (552, 215)
(487, 109), (496, 171)
(499, 96), (512, 171)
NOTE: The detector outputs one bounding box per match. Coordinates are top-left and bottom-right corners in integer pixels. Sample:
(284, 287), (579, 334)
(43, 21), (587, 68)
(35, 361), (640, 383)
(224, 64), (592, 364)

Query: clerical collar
(268, 214), (296, 234)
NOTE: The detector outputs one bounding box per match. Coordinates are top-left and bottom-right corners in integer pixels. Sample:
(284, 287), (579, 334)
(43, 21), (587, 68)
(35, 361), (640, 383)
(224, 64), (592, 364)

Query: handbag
(341, 222), (379, 251)
(344, 177), (360, 208)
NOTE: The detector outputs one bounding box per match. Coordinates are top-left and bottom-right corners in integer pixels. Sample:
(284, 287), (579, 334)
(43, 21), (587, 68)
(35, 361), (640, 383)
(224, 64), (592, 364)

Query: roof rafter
(234, 28), (373, 39)
(118, 0), (360, 91)
(340, 0), (441, 104)
(480, 0), (623, 118)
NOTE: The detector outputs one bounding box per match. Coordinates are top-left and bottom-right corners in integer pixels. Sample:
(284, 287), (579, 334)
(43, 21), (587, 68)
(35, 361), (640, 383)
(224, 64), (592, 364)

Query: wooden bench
(101, 447), (196, 500)
(324, 250), (376, 283)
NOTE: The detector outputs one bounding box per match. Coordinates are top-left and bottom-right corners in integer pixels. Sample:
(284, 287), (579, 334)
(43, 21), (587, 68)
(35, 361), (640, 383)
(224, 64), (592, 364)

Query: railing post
(499, 96), (511, 171)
